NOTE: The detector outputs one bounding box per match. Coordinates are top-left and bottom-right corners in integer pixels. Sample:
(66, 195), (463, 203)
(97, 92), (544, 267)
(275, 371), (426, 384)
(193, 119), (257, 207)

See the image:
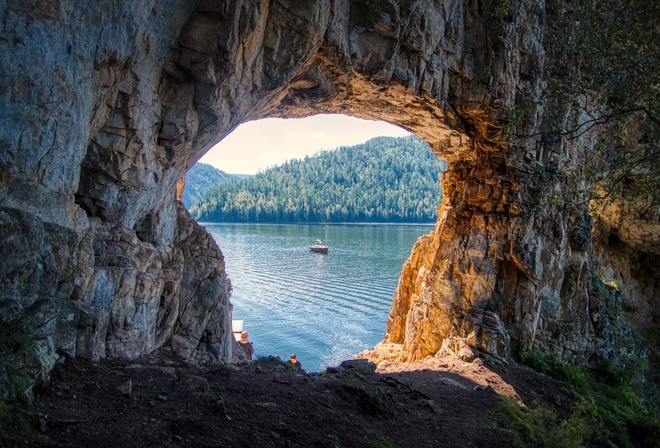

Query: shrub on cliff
(498, 350), (660, 447)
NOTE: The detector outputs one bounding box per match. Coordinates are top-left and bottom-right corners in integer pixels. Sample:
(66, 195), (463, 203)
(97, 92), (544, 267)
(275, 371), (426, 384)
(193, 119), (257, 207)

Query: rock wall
(367, 152), (650, 367)
(0, 0), (657, 399)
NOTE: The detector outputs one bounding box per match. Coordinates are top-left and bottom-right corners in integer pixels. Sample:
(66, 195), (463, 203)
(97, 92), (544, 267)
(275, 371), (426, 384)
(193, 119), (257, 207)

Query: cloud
(284, 132), (305, 140)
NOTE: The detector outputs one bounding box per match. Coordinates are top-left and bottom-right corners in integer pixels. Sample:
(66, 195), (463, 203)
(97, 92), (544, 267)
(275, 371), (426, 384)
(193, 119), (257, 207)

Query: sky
(198, 114), (411, 174)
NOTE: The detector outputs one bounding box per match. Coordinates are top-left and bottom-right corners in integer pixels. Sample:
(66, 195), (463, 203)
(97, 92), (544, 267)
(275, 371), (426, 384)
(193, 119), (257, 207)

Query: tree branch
(512, 107), (655, 140)
(574, 147), (660, 205)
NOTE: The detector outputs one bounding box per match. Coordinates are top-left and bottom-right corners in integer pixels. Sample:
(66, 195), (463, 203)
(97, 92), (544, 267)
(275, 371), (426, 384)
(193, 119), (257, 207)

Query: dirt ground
(4, 349), (569, 448)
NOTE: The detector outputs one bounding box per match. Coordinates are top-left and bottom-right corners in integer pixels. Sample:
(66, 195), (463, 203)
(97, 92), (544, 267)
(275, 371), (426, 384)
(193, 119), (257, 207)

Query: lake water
(203, 223), (433, 372)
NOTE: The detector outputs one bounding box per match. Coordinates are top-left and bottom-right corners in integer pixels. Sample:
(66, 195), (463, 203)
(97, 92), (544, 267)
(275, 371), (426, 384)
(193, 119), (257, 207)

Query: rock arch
(0, 1), (655, 397)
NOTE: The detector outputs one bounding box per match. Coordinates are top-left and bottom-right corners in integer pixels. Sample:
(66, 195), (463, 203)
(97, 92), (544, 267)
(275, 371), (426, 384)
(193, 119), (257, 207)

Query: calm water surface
(204, 223), (433, 372)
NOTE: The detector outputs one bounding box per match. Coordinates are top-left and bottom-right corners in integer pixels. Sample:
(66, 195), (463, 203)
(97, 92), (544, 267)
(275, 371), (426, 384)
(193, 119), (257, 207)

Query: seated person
(239, 331), (254, 362)
(286, 354), (301, 370)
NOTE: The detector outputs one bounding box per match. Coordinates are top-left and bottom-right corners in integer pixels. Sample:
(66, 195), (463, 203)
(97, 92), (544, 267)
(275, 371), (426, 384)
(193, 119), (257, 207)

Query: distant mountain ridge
(189, 136), (445, 223)
(181, 163), (246, 208)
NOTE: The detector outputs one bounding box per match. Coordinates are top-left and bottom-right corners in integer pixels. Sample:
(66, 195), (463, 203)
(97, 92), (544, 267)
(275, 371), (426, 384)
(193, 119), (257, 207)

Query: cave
(1, 0), (657, 407)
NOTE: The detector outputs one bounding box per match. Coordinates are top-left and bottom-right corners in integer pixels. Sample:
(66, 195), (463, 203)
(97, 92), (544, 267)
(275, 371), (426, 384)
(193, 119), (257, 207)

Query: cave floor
(8, 350), (568, 448)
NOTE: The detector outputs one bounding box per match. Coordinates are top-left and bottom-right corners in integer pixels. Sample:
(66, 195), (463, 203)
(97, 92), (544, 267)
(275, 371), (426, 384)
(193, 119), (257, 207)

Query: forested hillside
(181, 163), (246, 208)
(190, 136), (445, 223)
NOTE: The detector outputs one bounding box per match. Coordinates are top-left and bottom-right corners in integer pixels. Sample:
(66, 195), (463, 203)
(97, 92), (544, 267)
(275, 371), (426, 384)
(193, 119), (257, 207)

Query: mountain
(190, 136), (446, 223)
(181, 162), (246, 208)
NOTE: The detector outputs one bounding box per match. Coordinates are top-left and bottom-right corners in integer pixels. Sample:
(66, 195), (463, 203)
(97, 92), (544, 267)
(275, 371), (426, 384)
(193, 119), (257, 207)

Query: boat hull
(309, 245), (329, 254)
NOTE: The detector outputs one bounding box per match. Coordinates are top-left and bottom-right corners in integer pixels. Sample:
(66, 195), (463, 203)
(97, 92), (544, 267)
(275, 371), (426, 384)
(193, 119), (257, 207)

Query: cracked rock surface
(0, 1), (657, 400)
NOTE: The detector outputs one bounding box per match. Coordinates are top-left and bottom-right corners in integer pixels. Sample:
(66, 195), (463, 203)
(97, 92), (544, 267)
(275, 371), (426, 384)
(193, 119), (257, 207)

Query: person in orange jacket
(286, 354), (301, 370)
(239, 331), (254, 362)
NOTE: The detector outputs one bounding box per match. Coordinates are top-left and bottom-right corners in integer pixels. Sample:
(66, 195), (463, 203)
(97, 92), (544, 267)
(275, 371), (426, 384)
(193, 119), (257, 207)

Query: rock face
(0, 1), (657, 398)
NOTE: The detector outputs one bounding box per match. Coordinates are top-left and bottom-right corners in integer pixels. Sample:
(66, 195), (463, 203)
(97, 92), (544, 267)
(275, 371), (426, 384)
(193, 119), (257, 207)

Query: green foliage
(0, 322), (35, 353)
(190, 136), (445, 223)
(0, 399), (36, 441)
(181, 162), (245, 208)
(588, 273), (623, 319)
(493, 0), (513, 20)
(0, 321), (38, 439)
(573, 0), (659, 203)
(509, 350), (660, 447)
(492, 395), (590, 448)
(518, 351), (587, 389)
(501, 0), (660, 205)
(0, 321), (38, 395)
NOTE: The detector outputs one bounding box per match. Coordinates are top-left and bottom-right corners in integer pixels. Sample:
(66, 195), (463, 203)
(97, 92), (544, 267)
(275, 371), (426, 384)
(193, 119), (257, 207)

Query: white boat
(309, 239), (329, 254)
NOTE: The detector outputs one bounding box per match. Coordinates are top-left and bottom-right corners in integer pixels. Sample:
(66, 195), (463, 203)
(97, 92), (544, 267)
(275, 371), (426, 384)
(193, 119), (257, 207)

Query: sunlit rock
(0, 1), (656, 400)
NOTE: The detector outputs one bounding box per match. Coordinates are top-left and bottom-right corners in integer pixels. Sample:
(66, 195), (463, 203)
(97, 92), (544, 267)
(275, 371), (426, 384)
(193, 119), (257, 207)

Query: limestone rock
(0, 0), (656, 401)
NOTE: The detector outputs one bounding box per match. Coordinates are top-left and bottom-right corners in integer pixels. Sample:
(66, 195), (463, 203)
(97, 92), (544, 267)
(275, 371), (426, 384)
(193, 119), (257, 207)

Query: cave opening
(68, 33), (476, 367)
(183, 114), (447, 372)
(64, 0), (485, 369)
(5, 5), (659, 445)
